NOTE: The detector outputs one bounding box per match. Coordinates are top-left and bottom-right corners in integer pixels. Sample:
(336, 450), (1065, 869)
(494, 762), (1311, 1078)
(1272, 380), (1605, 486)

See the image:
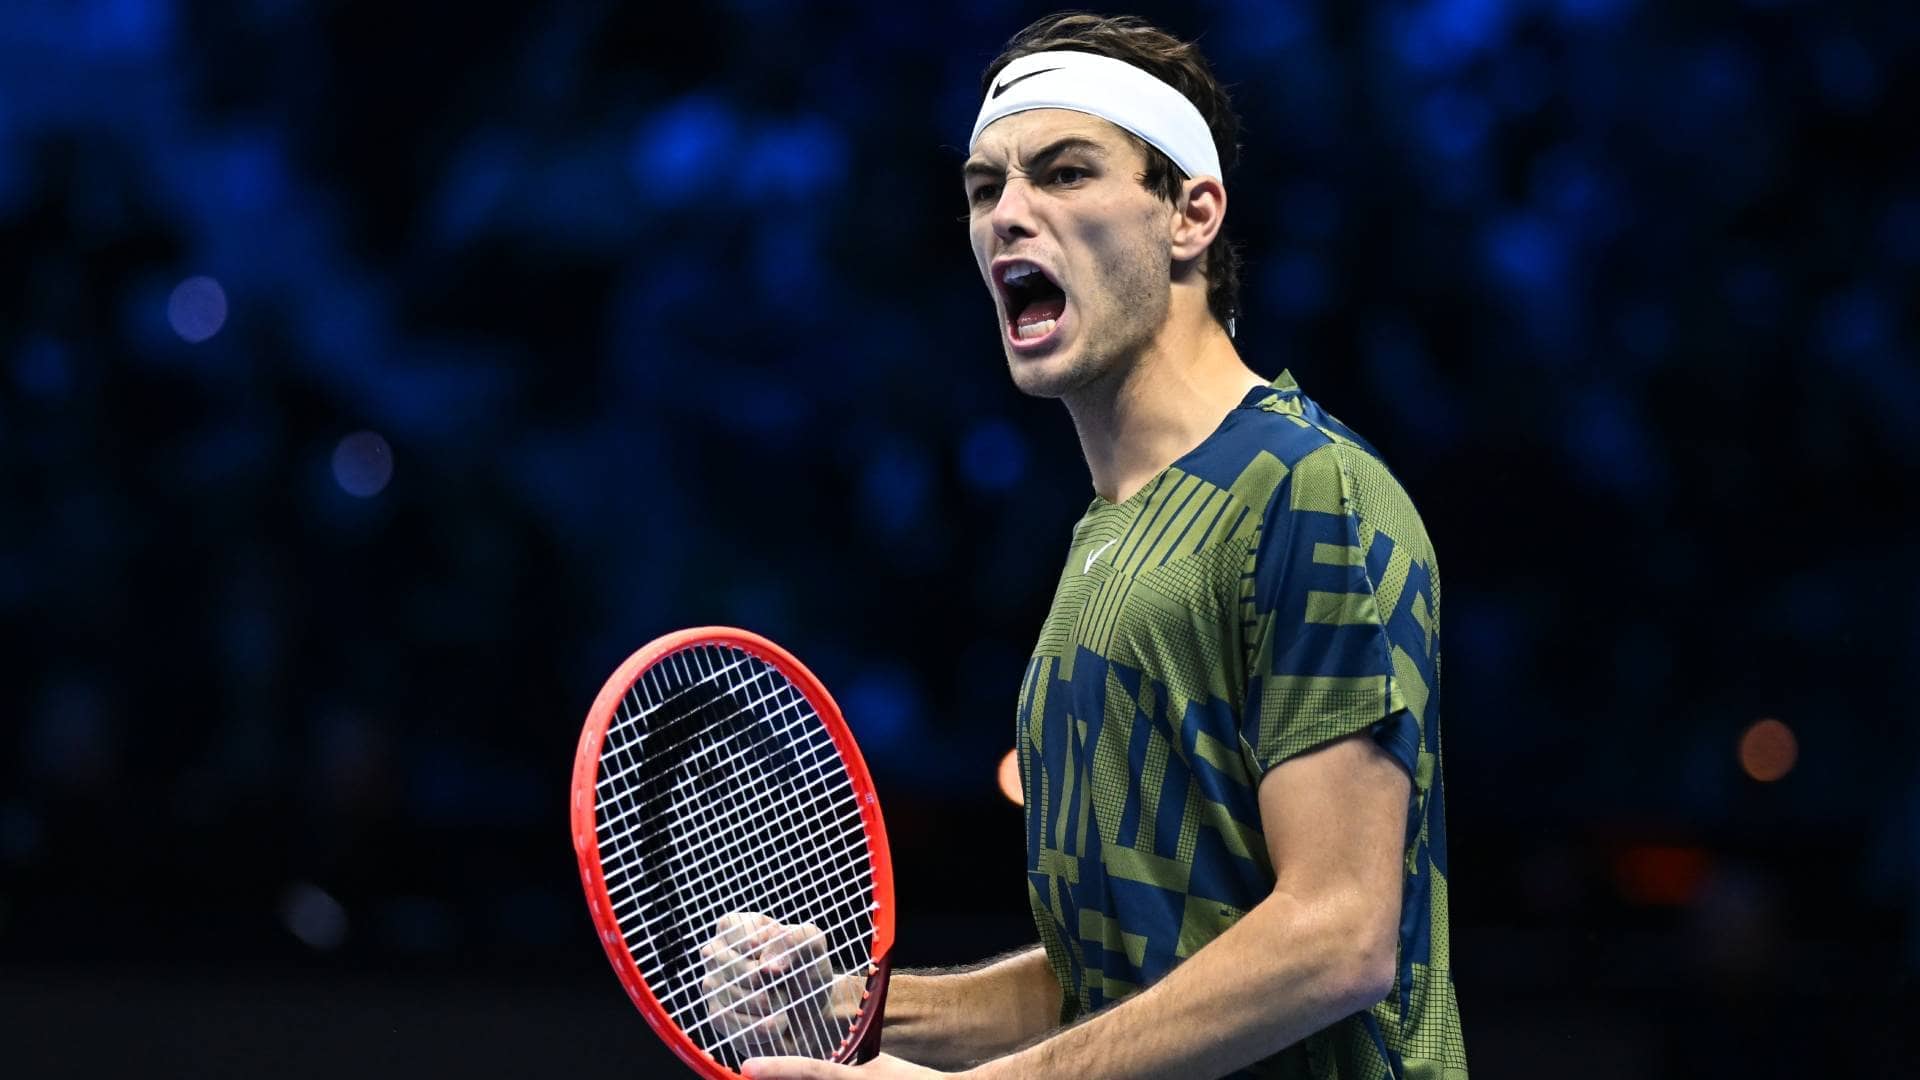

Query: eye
(969, 182), (1001, 206)
(1050, 166), (1088, 186)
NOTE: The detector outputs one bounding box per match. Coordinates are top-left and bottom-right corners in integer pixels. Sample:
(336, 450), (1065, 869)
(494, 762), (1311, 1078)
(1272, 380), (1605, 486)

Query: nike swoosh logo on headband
(992, 67), (1061, 98)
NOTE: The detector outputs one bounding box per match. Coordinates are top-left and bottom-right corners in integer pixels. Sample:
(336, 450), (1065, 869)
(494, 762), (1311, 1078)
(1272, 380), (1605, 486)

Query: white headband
(969, 50), (1222, 183)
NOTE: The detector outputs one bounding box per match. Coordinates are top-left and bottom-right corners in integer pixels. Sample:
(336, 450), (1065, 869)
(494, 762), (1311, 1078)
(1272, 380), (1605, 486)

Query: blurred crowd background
(2, 0), (1915, 1076)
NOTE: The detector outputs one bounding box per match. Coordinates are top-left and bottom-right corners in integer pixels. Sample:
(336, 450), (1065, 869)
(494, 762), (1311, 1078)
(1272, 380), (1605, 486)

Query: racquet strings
(594, 642), (878, 1070)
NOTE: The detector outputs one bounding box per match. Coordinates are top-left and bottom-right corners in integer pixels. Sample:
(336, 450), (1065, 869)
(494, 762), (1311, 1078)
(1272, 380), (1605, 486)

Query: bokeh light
(960, 419), (1028, 493)
(332, 431), (394, 498)
(166, 275), (228, 343)
(997, 748), (1021, 805)
(841, 667), (922, 754)
(1613, 843), (1710, 908)
(1739, 718), (1798, 783)
(280, 882), (348, 950)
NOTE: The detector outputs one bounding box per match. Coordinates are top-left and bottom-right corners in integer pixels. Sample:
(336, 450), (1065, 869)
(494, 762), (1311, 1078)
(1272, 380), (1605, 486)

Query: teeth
(1004, 263), (1041, 286)
(1016, 318), (1056, 341)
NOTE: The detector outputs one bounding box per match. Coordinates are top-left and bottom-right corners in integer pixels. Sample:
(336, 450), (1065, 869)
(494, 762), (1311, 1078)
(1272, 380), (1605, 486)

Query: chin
(1005, 346), (1104, 400)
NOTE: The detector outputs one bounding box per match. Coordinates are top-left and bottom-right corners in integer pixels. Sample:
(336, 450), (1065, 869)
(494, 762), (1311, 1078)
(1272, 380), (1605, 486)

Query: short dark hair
(981, 12), (1243, 334)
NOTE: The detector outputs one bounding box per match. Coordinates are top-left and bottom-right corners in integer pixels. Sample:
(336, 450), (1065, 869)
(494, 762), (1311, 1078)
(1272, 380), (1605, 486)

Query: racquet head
(572, 627), (895, 1079)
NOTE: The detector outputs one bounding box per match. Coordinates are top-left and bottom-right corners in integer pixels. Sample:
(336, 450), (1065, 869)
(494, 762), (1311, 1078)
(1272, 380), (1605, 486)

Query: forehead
(966, 109), (1139, 168)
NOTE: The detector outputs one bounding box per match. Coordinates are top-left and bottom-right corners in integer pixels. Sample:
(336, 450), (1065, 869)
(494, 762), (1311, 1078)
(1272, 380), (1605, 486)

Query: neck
(1063, 301), (1265, 504)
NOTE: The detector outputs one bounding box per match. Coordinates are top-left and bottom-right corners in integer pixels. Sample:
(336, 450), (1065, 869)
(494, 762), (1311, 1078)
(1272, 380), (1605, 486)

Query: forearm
(874, 947), (1062, 1069)
(964, 891), (1390, 1080)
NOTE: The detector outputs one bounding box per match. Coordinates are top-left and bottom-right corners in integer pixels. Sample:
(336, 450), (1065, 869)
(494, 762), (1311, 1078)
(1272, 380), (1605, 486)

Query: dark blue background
(1, 1), (1914, 1076)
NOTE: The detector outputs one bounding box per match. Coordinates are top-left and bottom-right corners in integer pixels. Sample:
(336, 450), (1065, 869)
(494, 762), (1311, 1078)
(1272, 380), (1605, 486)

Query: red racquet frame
(571, 626), (896, 1079)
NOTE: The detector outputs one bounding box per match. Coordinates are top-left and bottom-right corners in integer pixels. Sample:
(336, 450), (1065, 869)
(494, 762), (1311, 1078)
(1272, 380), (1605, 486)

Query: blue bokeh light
(862, 442), (932, 533)
(13, 337), (72, 401)
(1564, 387), (1664, 501)
(1818, 286), (1889, 360)
(752, 218), (829, 312)
(1419, 89), (1495, 161)
(1389, 0), (1511, 74)
(735, 117), (847, 206)
(210, 132), (289, 217)
(1483, 214), (1567, 295)
(1214, 0), (1311, 59)
(1692, 41), (1758, 113)
(630, 95), (740, 204)
(331, 431), (394, 498)
(841, 666), (923, 752)
(167, 275), (228, 343)
(1281, 181), (1340, 241)
(1266, 250), (1330, 319)
(960, 418), (1027, 493)
(432, 132), (521, 246)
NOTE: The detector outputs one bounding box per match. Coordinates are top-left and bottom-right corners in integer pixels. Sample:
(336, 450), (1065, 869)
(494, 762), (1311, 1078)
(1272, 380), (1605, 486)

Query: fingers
(758, 923), (831, 985)
(712, 911), (783, 955)
(744, 921), (823, 968)
(768, 922), (828, 960)
(701, 912), (842, 1055)
(703, 923), (773, 1039)
(711, 919), (831, 999)
(702, 911), (784, 994)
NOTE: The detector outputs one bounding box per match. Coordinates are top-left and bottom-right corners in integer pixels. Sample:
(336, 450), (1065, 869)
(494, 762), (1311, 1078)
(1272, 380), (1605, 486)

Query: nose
(990, 175), (1038, 245)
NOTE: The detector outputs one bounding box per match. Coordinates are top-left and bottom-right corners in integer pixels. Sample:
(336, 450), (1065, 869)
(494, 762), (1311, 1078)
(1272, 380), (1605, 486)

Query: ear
(1169, 175), (1226, 263)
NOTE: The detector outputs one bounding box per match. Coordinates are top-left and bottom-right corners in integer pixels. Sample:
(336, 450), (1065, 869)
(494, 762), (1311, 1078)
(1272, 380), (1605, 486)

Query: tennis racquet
(572, 627), (896, 1078)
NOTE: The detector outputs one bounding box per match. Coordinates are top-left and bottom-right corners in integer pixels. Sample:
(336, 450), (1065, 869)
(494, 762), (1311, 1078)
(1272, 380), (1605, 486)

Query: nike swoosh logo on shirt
(992, 68), (1060, 98)
(1084, 539), (1116, 574)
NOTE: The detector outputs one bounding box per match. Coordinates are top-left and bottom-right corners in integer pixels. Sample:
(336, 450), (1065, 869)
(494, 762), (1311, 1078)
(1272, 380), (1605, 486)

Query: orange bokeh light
(1738, 718), (1797, 782)
(1613, 843), (1710, 907)
(997, 749), (1022, 805)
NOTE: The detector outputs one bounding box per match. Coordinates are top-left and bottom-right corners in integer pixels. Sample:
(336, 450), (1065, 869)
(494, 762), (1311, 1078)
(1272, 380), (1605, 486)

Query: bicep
(1256, 727), (1410, 923)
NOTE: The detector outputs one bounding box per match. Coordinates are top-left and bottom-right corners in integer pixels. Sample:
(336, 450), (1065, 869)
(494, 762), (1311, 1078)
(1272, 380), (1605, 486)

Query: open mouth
(996, 260), (1068, 347)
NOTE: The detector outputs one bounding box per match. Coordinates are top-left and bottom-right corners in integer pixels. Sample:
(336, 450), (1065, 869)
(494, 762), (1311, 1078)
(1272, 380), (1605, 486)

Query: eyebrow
(962, 135), (1111, 184)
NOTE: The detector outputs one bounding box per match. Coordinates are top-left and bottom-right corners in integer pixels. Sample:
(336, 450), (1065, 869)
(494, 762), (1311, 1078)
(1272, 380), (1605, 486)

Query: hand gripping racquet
(572, 627), (895, 1078)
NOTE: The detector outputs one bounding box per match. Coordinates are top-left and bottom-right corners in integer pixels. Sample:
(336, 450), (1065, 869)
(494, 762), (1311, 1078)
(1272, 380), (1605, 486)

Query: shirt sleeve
(1239, 442), (1416, 778)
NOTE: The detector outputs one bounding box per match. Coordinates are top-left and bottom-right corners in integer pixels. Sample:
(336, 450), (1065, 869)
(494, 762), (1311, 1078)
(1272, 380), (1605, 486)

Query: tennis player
(735, 13), (1466, 1079)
